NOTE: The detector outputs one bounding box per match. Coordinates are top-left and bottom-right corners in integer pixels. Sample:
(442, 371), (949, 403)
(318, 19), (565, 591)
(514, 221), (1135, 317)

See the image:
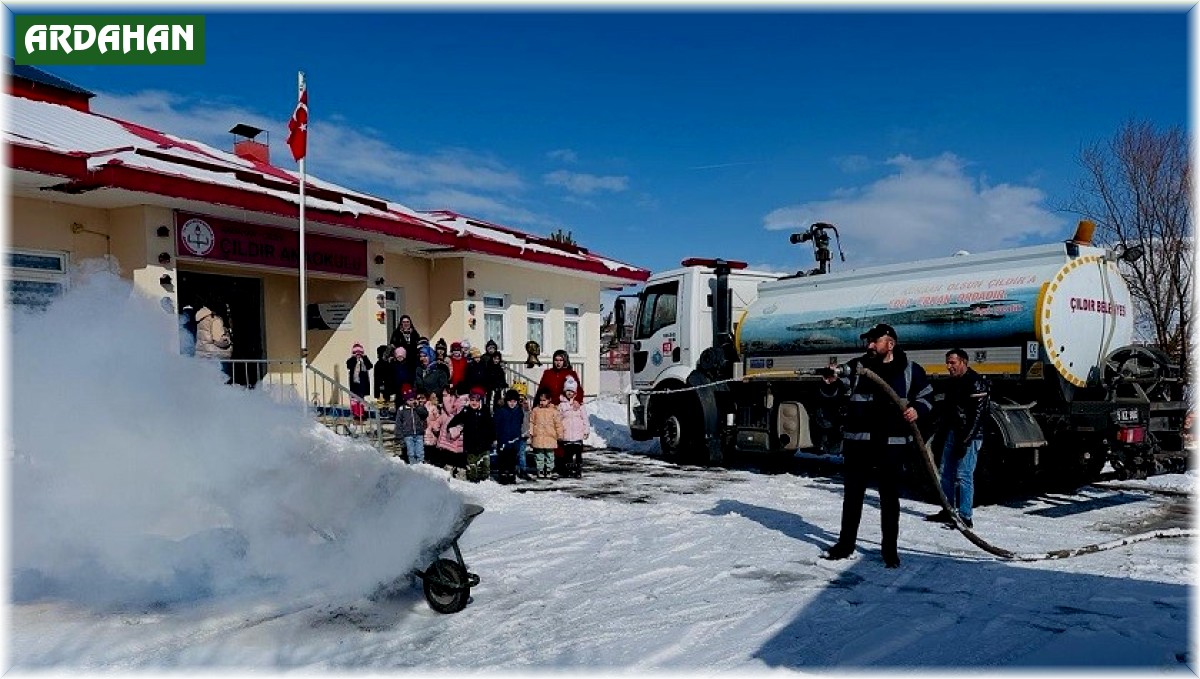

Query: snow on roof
(423, 210), (648, 280)
(6, 93), (439, 230)
(5, 93), (648, 282)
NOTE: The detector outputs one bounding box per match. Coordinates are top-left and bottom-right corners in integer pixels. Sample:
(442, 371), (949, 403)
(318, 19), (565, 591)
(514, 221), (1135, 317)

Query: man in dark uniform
(823, 323), (933, 568)
(926, 348), (990, 529)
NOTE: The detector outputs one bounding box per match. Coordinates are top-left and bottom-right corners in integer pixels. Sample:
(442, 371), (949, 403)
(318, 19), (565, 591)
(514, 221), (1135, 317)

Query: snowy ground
(6, 269), (1196, 673)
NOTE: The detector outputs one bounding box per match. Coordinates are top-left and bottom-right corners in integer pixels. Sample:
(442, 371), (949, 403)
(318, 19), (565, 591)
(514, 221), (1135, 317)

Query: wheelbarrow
(411, 503), (484, 613)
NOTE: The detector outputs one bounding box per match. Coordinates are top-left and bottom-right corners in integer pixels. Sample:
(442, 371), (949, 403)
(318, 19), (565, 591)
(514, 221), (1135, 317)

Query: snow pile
(585, 393), (656, 454)
(11, 265), (465, 609)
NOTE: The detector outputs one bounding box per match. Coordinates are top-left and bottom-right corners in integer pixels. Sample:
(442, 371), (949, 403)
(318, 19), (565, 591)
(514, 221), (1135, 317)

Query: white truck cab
(620, 260), (777, 442)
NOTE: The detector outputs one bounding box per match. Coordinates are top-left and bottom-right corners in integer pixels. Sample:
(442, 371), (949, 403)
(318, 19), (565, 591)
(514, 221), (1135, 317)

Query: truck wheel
(657, 394), (703, 463)
(658, 411), (691, 459)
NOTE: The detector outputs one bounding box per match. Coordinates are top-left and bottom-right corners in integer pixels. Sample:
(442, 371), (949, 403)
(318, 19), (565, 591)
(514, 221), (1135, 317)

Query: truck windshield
(635, 281), (678, 340)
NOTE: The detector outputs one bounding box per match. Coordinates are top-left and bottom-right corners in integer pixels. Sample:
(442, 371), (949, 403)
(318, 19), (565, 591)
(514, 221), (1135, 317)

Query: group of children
(390, 377), (590, 483)
(345, 316), (592, 483)
(350, 335), (511, 420)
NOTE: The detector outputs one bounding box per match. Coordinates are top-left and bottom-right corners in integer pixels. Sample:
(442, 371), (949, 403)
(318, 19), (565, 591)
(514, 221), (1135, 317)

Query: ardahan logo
(15, 15), (205, 66)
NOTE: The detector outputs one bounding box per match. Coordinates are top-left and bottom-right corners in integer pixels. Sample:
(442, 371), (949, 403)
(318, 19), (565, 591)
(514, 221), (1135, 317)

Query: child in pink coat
(423, 390), (443, 464)
(557, 377), (589, 478)
(436, 385), (468, 477)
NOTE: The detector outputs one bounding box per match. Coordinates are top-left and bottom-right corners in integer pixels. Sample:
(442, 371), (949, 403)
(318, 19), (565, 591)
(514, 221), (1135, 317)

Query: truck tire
(658, 410), (692, 459)
(656, 394), (702, 463)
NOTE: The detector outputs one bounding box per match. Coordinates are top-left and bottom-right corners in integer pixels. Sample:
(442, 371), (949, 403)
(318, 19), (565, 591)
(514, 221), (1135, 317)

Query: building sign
(175, 212), (367, 278)
(307, 302), (352, 331)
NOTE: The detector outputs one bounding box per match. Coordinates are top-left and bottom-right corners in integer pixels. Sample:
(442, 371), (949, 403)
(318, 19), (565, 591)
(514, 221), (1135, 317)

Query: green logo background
(15, 15), (206, 65)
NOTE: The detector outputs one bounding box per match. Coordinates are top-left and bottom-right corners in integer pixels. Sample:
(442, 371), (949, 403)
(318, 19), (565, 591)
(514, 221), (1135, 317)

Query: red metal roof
(5, 85), (649, 284)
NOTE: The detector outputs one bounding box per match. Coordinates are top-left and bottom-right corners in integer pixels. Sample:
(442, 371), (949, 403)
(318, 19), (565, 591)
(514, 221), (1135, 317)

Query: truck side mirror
(614, 298), (626, 341)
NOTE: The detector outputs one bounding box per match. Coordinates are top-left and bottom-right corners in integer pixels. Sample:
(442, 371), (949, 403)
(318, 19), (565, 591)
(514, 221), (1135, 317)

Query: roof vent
(230, 123), (269, 164)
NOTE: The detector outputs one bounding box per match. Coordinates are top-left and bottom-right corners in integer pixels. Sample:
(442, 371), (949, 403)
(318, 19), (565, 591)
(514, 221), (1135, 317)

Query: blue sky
(12, 8), (1190, 279)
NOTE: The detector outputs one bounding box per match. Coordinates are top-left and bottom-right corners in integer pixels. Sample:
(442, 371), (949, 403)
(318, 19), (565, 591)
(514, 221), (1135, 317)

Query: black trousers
(561, 441), (584, 476)
(836, 442), (906, 557)
(497, 441), (519, 474)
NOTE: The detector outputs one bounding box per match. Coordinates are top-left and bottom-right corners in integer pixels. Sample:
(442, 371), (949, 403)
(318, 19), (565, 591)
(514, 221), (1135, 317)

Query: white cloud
(543, 170), (629, 195)
(762, 153), (1065, 266)
(546, 148), (578, 163)
(93, 90), (271, 148)
(90, 90), (523, 197)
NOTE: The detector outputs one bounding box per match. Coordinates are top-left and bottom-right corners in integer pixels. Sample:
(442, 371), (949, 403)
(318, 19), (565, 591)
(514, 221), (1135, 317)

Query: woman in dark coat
(389, 314), (422, 377)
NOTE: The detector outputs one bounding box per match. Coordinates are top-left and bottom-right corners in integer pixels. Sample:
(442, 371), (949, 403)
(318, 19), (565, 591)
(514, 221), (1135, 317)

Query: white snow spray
(11, 262), (465, 609)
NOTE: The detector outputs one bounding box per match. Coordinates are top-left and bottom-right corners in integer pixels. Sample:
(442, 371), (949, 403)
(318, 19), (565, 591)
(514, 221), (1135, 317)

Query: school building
(6, 62), (650, 399)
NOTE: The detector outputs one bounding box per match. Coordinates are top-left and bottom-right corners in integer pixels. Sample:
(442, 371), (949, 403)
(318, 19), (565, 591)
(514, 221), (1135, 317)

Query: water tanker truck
(617, 222), (1186, 491)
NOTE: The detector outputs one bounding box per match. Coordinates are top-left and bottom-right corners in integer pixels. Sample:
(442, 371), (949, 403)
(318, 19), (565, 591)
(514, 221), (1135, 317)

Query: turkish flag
(286, 83), (307, 162)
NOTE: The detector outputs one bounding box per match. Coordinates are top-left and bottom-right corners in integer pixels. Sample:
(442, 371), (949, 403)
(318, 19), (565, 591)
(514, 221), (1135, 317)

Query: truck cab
(622, 262), (777, 446)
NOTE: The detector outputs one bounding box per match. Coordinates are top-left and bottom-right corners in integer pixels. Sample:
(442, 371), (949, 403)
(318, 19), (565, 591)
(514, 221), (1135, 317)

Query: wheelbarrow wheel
(423, 558), (471, 614)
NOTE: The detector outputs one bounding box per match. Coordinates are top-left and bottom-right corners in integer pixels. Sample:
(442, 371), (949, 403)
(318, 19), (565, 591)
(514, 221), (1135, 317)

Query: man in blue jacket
(823, 323), (933, 568)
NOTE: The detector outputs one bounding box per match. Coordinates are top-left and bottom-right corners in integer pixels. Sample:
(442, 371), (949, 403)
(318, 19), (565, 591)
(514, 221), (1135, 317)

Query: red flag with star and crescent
(286, 77), (307, 162)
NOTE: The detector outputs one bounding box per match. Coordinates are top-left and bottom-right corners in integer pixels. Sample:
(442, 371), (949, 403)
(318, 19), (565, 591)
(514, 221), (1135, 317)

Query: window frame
(526, 297), (548, 350)
(563, 302), (582, 355)
(634, 280), (680, 340)
(7, 248), (69, 311)
(481, 292), (508, 352)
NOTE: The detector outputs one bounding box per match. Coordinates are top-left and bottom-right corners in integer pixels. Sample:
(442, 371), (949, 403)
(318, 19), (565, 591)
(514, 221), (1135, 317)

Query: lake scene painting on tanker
(739, 277), (1044, 356)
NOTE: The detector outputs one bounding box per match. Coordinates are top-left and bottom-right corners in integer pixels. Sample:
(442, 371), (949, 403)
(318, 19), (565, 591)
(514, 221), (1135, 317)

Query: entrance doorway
(179, 270), (265, 387)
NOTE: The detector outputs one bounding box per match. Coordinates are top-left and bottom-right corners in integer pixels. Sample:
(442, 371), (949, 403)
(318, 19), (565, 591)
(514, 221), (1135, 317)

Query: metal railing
(305, 364), (386, 450)
(217, 359), (386, 452)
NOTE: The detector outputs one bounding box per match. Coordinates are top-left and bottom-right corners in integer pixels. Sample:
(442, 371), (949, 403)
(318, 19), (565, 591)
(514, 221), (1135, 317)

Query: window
(564, 303), (581, 354)
(527, 298), (547, 349)
(634, 281), (679, 339)
(7, 249), (68, 312)
(485, 314), (505, 351)
(384, 288), (405, 339)
(482, 293), (506, 351)
(527, 317), (544, 348)
(564, 320), (579, 354)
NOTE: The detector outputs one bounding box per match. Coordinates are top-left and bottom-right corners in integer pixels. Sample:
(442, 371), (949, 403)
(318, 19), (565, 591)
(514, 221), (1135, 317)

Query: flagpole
(296, 71), (308, 409)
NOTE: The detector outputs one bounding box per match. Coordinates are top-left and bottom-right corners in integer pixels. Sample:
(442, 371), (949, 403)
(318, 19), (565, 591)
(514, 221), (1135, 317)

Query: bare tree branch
(1069, 120), (1191, 379)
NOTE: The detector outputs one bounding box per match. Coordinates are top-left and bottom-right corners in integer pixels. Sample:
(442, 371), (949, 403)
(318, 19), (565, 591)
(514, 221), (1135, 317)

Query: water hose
(855, 365), (1194, 561)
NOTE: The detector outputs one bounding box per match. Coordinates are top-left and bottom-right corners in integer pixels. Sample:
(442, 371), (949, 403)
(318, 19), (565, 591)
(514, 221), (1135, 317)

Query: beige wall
(11, 196), (620, 395)
(383, 250), (435, 335)
(13, 196), (114, 261)
(456, 256), (607, 385)
(427, 258), (465, 343)
(11, 198), (177, 338)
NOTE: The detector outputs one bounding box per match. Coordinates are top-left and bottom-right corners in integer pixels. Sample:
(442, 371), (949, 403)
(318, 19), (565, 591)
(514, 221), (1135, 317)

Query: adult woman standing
(389, 315), (421, 378)
(537, 349), (583, 405)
